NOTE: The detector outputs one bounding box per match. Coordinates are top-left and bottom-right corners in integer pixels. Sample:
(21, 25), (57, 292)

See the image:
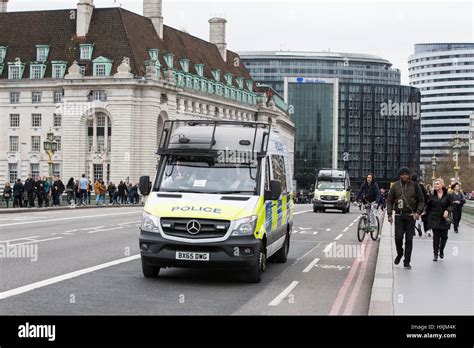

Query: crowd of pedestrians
(1, 174), (143, 208)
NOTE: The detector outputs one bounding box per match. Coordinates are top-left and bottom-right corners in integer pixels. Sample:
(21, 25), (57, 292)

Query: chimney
(209, 18), (227, 62)
(77, 0), (94, 37)
(143, 0), (163, 39)
(0, 0), (8, 12)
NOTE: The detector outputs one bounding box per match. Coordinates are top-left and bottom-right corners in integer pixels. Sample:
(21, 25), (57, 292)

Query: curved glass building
(408, 43), (474, 163)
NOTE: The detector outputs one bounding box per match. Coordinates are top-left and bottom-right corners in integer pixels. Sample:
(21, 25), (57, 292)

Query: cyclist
(355, 173), (380, 229)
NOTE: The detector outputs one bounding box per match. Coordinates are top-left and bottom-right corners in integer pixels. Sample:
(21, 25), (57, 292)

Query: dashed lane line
(268, 281), (299, 306)
(303, 258), (320, 273)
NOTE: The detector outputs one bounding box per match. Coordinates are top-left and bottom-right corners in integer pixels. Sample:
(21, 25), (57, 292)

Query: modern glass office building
(240, 51), (401, 95)
(285, 78), (420, 189)
(408, 43), (474, 163)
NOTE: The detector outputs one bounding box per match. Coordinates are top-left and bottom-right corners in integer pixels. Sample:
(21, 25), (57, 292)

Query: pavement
(369, 212), (474, 315)
(0, 204), (380, 315)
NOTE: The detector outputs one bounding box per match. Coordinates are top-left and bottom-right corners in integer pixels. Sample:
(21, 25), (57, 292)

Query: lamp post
(431, 154), (437, 188)
(420, 164), (426, 184)
(43, 129), (58, 185)
(453, 132), (461, 182)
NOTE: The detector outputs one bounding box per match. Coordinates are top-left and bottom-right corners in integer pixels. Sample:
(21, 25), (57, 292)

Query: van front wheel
(246, 244), (266, 283)
(142, 259), (160, 278)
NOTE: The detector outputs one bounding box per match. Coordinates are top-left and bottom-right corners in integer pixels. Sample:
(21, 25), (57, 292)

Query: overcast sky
(8, 0), (474, 84)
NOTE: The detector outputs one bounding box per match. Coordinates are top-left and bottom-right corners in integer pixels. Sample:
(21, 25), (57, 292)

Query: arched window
(87, 112), (111, 153)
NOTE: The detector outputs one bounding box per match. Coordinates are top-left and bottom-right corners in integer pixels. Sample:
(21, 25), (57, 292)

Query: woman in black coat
(426, 178), (454, 261)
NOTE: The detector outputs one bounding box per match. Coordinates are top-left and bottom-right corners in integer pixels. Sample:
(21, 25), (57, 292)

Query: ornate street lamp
(44, 129), (58, 184)
(431, 154), (437, 188)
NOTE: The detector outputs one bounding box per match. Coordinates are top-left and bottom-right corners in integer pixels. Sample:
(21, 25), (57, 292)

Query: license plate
(176, 251), (210, 261)
(325, 204), (335, 207)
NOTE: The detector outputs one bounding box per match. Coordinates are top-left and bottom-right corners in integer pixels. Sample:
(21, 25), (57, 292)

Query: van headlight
(338, 195), (345, 201)
(141, 212), (160, 233)
(314, 194), (320, 201)
(232, 216), (258, 236)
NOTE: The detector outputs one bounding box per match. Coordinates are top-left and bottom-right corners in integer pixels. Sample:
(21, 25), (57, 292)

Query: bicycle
(356, 202), (380, 242)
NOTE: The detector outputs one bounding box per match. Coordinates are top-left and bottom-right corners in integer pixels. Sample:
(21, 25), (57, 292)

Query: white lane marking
(80, 226), (105, 231)
(353, 218), (359, 223)
(313, 232), (318, 235)
(9, 237), (63, 246)
(293, 210), (312, 216)
(323, 242), (335, 254)
(303, 258), (320, 273)
(61, 232), (75, 236)
(343, 227), (349, 233)
(334, 234), (343, 241)
(268, 281), (299, 306)
(0, 211), (142, 227)
(88, 227), (124, 234)
(292, 230), (299, 234)
(0, 255), (141, 300)
(65, 229), (78, 233)
(326, 228), (331, 232)
(349, 223), (354, 227)
(0, 236), (40, 243)
(298, 227), (312, 230)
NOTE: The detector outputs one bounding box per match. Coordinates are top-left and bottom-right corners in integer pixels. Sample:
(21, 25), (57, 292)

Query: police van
(312, 169), (351, 214)
(138, 120), (293, 283)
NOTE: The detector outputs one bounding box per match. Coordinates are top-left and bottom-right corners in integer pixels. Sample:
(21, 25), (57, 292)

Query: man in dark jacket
(13, 179), (24, 208)
(387, 167), (425, 269)
(24, 175), (36, 208)
(35, 176), (45, 208)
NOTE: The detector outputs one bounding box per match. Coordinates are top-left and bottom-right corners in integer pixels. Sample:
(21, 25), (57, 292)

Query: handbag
(444, 211), (453, 226)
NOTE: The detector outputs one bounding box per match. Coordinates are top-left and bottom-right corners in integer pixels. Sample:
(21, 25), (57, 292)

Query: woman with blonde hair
(3, 181), (12, 208)
(425, 178), (454, 261)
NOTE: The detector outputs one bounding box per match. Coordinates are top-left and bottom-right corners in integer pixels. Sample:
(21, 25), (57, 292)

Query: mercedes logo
(186, 220), (201, 235)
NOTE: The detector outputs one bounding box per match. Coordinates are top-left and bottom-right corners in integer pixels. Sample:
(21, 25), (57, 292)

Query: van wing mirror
(139, 176), (151, 196)
(265, 180), (281, 201)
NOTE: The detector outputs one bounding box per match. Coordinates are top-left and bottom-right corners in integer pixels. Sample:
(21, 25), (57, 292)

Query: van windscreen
(156, 156), (259, 195)
(317, 181), (344, 191)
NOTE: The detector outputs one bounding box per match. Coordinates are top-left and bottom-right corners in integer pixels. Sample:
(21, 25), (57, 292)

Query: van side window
(271, 155), (287, 194)
(265, 157), (271, 191)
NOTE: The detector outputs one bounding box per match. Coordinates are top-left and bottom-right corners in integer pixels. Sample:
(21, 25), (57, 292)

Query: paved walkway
(369, 215), (474, 315)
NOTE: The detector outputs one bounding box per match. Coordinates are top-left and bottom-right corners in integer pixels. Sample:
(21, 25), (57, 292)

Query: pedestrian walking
(66, 177), (75, 206)
(35, 176), (46, 208)
(386, 167), (425, 270)
(13, 179), (23, 208)
(450, 182), (465, 233)
(87, 180), (92, 205)
(99, 180), (107, 205)
(117, 181), (126, 205)
(426, 178), (454, 261)
(43, 177), (51, 207)
(52, 176), (65, 206)
(107, 182), (116, 205)
(24, 175), (36, 208)
(377, 188), (386, 211)
(3, 182), (12, 208)
(78, 174), (88, 206)
(74, 180), (80, 205)
(411, 174), (429, 237)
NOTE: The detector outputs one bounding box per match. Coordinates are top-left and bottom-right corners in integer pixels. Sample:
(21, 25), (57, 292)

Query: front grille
(321, 195), (339, 201)
(160, 218), (231, 239)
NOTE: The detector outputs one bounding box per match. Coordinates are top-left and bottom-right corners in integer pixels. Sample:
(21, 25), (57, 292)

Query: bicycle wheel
(371, 216), (380, 241)
(357, 217), (366, 242)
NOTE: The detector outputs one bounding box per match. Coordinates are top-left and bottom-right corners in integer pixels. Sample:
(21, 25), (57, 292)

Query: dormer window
(236, 77), (244, 89)
(195, 64), (204, 77)
(80, 44), (94, 60)
(36, 45), (50, 62)
(163, 53), (174, 69)
(224, 73), (233, 86)
(30, 63), (47, 79)
(52, 61), (67, 79)
(0, 46), (7, 64)
(148, 49), (159, 61)
(211, 69), (221, 82)
(93, 56), (113, 77)
(179, 58), (190, 73)
(8, 60), (25, 80)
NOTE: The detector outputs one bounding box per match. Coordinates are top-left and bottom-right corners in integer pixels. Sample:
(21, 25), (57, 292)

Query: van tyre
(246, 244), (266, 283)
(142, 259), (160, 278)
(273, 232), (290, 263)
